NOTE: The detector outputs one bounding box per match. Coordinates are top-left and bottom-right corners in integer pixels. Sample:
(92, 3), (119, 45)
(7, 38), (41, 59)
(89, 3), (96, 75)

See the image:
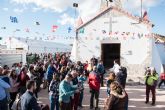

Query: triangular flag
(36, 22), (40, 25)
(10, 16), (18, 23)
(25, 28), (30, 33)
(77, 17), (83, 27)
(143, 11), (149, 20)
(1, 27), (6, 29)
(68, 27), (72, 33)
(14, 29), (20, 32)
(102, 30), (106, 34)
(52, 25), (58, 32)
(79, 28), (84, 33)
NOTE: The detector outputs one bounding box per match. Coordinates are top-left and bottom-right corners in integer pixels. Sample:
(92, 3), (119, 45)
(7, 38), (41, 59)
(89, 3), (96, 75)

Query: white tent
(4, 37), (72, 54)
(70, 39), (77, 62)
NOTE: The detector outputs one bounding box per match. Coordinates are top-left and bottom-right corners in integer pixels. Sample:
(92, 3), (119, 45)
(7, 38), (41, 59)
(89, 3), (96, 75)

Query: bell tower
(100, 0), (122, 11)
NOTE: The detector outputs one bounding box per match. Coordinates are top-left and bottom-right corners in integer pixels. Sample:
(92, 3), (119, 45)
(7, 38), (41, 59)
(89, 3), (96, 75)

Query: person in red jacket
(18, 66), (30, 95)
(88, 66), (100, 110)
(158, 72), (165, 89)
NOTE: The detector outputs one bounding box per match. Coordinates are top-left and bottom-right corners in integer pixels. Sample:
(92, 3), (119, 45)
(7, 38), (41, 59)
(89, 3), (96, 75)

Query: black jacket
(116, 70), (127, 88)
(21, 91), (41, 110)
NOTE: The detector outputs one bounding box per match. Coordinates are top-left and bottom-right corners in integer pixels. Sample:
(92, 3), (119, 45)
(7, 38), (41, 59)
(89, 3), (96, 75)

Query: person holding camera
(59, 73), (79, 110)
(145, 67), (158, 106)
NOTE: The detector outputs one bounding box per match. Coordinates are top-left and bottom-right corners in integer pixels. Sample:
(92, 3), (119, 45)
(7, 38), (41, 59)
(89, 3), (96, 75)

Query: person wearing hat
(145, 67), (158, 106)
(59, 72), (79, 110)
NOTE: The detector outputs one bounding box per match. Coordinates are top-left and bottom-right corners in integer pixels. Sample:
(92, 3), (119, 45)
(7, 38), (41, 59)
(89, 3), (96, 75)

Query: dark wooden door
(101, 43), (120, 69)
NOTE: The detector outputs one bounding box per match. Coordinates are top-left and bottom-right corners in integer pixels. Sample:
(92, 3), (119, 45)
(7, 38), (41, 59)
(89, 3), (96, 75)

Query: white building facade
(72, 6), (157, 81)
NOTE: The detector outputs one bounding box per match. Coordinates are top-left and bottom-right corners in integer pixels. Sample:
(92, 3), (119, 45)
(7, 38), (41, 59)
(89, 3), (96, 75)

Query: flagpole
(141, 0), (143, 20)
(73, 3), (78, 61)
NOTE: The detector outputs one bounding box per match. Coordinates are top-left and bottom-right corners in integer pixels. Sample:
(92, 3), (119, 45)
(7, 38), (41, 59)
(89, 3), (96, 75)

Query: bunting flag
(102, 30), (106, 34)
(35, 22), (40, 25)
(73, 3), (78, 7)
(109, 32), (112, 35)
(115, 31), (119, 35)
(25, 28), (30, 33)
(143, 11), (149, 20)
(10, 16), (18, 23)
(14, 29), (20, 32)
(68, 27), (72, 33)
(79, 28), (84, 33)
(1, 27), (6, 29)
(77, 17), (83, 27)
(52, 25), (58, 32)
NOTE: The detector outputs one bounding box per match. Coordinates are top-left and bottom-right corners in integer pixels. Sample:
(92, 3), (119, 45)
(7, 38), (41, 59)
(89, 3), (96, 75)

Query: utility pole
(73, 3), (78, 61)
(140, 0), (143, 22)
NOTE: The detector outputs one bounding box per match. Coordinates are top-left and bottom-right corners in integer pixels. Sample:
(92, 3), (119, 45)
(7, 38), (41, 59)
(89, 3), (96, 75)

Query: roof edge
(77, 6), (153, 30)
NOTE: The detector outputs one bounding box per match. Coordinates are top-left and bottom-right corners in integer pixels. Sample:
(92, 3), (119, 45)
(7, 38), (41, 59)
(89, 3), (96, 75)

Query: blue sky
(149, 3), (165, 35)
(0, 0), (165, 44)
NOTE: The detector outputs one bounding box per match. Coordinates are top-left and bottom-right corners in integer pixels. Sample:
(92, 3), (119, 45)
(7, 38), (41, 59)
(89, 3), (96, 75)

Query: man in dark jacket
(116, 67), (127, 88)
(88, 66), (100, 110)
(47, 62), (57, 92)
(21, 80), (41, 110)
(97, 60), (105, 87)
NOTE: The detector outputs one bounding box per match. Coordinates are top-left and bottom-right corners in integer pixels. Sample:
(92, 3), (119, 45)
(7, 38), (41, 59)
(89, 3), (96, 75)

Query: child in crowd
(78, 72), (87, 108)
(106, 72), (116, 97)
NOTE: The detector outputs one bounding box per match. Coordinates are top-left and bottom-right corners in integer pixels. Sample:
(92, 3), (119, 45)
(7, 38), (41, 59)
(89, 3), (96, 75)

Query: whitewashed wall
(76, 10), (151, 64)
(73, 9), (153, 79)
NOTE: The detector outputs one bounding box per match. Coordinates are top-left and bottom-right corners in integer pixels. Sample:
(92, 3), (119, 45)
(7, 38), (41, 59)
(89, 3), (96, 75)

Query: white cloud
(13, 8), (24, 14)
(77, 0), (101, 22)
(11, 0), (100, 21)
(3, 8), (9, 11)
(11, 0), (73, 13)
(32, 7), (41, 12)
(122, 0), (163, 15)
(11, 0), (163, 23)
(57, 13), (75, 25)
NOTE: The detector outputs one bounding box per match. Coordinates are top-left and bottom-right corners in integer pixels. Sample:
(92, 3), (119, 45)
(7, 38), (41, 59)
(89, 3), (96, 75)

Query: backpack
(120, 67), (127, 76)
(11, 94), (21, 110)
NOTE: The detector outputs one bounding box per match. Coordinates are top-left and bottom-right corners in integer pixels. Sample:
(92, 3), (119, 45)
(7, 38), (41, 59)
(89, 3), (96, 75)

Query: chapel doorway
(101, 43), (120, 69)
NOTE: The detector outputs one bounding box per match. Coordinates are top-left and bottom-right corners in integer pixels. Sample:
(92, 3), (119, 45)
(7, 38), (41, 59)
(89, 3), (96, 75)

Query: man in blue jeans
(49, 74), (60, 110)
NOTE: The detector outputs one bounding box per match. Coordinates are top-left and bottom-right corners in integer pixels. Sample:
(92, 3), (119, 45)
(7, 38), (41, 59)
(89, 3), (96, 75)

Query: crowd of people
(0, 52), (165, 110)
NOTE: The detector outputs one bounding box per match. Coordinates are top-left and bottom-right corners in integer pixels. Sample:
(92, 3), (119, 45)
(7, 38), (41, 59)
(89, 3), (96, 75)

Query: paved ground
(38, 84), (165, 110)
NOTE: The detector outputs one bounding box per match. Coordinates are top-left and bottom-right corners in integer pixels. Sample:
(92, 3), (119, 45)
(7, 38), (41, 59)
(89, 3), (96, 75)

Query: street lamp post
(73, 3), (78, 61)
